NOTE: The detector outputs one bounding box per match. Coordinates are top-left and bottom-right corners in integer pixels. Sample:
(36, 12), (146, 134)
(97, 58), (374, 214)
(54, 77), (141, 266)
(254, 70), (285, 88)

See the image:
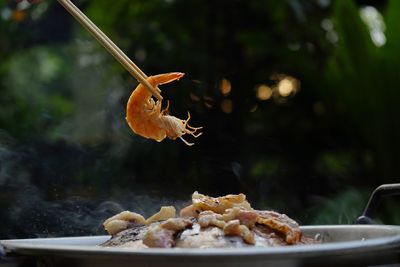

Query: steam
(9, 193), (184, 238)
(0, 130), (187, 239)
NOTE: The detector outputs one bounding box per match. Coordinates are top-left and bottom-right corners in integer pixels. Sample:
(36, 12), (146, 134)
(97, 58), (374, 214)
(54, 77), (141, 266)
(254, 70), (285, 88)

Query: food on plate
(100, 192), (316, 248)
(126, 72), (202, 146)
(103, 211), (146, 235)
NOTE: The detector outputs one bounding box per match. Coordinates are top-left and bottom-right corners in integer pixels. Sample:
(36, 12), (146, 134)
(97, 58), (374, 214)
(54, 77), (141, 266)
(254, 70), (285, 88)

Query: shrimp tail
(152, 72), (185, 86)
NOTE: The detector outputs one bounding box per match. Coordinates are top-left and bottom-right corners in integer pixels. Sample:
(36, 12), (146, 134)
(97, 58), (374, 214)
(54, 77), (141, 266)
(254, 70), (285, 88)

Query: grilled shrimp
(126, 72), (202, 146)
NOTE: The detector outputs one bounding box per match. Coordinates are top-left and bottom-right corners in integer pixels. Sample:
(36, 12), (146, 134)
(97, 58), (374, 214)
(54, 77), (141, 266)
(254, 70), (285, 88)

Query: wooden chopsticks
(57, 0), (163, 100)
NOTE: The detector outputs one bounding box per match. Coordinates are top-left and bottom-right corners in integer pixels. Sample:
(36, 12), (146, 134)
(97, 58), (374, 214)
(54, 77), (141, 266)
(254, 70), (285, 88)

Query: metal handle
(0, 243), (4, 258)
(0, 244), (31, 265)
(356, 183), (400, 224)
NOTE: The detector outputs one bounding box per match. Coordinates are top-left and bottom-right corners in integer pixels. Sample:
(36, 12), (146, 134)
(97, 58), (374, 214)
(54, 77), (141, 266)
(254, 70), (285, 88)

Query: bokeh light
(256, 84), (272, 100)
(277, 76), (299, 97)
(221, 99), (233, 113)
(220, 78), (232, 96)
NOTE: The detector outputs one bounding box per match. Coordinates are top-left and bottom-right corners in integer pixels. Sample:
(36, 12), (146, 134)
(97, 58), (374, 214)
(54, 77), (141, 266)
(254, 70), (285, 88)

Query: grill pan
(1, 184), (400, 267)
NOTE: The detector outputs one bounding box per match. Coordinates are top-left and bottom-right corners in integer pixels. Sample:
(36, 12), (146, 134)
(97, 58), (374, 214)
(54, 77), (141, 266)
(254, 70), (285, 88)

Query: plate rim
(2, 224), (400, 258)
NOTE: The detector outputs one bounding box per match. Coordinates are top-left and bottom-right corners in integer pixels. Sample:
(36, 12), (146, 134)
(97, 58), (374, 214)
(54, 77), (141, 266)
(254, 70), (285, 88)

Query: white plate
(2, 225), (400, 267)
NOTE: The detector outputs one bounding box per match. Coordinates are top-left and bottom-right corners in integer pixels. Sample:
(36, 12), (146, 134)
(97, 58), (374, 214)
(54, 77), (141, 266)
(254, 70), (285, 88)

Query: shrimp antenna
(179, 137), (194, 146)
(161, 100), (170, 115)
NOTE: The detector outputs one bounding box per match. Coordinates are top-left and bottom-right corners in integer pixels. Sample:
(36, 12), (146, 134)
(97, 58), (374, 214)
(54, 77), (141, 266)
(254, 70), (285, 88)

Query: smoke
(0, 130), (187, 239)
(3, 188), (186, 239)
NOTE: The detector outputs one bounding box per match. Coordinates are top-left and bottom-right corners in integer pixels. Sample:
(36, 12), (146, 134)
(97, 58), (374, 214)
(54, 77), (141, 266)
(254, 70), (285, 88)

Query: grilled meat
(100, 192), (316, 248)
(142, 218), (193, 248)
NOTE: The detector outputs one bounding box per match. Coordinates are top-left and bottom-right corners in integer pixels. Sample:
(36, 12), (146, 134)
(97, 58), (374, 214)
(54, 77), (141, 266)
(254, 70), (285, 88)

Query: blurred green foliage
(0, 0), (400, 238)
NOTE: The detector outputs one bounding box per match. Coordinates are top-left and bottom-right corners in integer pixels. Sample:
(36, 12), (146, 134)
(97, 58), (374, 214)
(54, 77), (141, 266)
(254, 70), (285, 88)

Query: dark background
(0, 0), (399, 239)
